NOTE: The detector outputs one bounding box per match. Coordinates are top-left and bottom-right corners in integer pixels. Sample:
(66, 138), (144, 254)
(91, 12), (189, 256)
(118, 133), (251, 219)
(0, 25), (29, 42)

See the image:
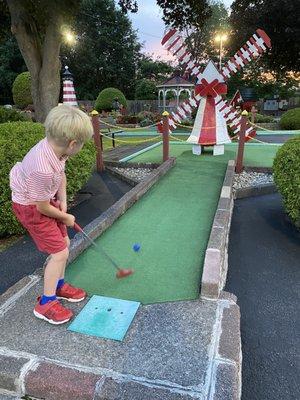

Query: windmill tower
(158, 28), (271, 155)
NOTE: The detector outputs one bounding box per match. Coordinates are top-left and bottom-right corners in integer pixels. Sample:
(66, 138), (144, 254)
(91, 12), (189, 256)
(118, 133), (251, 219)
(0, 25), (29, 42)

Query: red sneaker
(34, 297), (73, 325)
(56, 282), (86, 303)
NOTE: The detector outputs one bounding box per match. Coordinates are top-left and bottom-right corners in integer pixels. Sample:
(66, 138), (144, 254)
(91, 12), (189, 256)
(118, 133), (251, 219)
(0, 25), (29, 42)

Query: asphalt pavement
(226, 193), (300, 400)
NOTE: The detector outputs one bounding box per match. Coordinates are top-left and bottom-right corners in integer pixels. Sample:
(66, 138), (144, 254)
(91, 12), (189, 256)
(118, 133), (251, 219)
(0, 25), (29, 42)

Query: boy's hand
(62, 213), (75, 227)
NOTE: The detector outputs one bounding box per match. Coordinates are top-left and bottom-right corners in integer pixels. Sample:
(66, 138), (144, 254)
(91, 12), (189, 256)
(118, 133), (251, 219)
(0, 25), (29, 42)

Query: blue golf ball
(133, 243), (141, 252)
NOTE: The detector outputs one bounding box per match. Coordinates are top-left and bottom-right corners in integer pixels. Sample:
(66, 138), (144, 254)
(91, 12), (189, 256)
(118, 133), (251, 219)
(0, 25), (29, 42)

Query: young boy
(9, 104), (94, 325)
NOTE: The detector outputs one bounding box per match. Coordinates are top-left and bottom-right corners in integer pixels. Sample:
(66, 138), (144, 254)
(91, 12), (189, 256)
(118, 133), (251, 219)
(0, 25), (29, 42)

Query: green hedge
(273, 136), (300, 228)
(280, 108), (300, 130)
(95, 88), (127, 112)
(0, 106), (29, 123)
(0, 122), (96, 237)
(12, 72), (32, 109)
(250, 113), (275, 123)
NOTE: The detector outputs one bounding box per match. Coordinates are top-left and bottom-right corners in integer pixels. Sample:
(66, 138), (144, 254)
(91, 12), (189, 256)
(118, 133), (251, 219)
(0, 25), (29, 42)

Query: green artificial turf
(66, 150), (229, 304)
(127, 142), (280, 168)
(66, 143), (280, 304)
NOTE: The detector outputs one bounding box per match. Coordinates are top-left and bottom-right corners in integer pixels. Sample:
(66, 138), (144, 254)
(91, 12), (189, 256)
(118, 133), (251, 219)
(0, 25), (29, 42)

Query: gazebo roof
(239, 87), (258, 101)
(157, 75), (194, 88)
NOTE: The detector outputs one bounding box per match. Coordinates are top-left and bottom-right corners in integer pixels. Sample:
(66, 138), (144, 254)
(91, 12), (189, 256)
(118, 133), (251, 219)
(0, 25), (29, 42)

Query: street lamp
(63, 30), (77, 46)
(215, 33), (228, 70)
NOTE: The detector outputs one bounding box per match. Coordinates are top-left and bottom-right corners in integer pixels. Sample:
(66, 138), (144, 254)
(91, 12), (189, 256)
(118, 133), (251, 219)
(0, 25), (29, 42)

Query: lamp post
(63, 30), (77, 46)
(215, 33), (228, 70)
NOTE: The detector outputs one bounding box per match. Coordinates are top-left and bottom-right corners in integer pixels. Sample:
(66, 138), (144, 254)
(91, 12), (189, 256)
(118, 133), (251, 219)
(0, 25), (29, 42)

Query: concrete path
(226, 193), (300, 400)
(0, 275), (241, 399)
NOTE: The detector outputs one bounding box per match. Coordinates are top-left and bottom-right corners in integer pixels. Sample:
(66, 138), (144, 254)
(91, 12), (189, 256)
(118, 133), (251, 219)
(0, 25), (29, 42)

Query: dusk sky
(129, 0), (234, 60)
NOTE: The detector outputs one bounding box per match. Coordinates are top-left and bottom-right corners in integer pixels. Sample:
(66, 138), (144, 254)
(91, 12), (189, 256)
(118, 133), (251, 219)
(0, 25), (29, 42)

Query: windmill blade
(157, 93), (202, 134)
(221, 29), (271, 79)
(162, 28), (202, 80)
(215, 97), (256, 139)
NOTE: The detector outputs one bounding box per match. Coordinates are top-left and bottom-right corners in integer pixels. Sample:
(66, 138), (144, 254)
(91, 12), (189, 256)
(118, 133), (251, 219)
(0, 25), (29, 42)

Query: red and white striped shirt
(10, 138), (67, 205)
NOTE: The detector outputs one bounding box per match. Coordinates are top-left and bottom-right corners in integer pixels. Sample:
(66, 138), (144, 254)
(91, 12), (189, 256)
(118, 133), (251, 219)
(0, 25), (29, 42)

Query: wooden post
(162, 111), (170, 162)
(112, 131), (115, 148)
(235, 110), (248, 174)
(91, 110), (104, 172)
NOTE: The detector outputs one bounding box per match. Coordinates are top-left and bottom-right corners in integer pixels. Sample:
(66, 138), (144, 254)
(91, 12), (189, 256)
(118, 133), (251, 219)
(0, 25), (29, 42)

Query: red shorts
(12, 200), (68, 255)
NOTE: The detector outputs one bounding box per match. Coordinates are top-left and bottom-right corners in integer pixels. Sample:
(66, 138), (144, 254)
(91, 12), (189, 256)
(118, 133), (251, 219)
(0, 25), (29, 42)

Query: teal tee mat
(68, 295), (140, 341)
(65, 144), (279, 305)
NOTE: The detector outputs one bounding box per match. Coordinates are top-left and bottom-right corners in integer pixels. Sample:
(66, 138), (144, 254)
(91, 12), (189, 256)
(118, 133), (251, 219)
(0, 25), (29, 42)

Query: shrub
(280, 108), (300, 130)
(0, 122), (96, 237)
(0, 106), (29, 123)
(136, 111), (155, 122)
(116, 115), (138, 124)
(273, 136), (300, 228)
(139, 118), (153, 127)
(95, 88), (127, 112)
(250, 113), (275, 123)
(12, 72), (32, 109)
(180, 118), (194, 127)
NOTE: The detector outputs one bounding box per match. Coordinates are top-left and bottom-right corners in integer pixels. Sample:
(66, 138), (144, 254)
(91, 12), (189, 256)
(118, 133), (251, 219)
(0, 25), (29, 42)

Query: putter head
(116, 269), (134, 279)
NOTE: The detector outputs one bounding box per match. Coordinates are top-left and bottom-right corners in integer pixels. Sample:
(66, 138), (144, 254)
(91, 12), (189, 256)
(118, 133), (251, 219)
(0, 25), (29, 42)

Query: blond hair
(44, 104), (93, 145)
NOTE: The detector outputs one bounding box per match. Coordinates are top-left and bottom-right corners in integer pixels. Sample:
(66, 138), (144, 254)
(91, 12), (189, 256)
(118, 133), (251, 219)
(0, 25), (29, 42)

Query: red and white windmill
(158, 28), (271, 155)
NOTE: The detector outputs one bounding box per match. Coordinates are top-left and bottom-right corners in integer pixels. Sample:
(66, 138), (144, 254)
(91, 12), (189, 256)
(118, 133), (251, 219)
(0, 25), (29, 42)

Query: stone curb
(201, 160), (235, 299)
(208, 300), (241, 400)
(235, 183), (277, 199)
(218, 303), (241, 365)
(67, 157), (176, 264)
(25, 362), (100, 400)
(212, 363), (239, 400)
(0, 356), (202, 400)
(0, 354), (31, 393)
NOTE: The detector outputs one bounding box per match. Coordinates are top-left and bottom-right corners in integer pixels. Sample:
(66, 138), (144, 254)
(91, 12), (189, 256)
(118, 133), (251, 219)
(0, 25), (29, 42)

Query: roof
(157, 75), (194, 88)
(239, 87), (258, 101)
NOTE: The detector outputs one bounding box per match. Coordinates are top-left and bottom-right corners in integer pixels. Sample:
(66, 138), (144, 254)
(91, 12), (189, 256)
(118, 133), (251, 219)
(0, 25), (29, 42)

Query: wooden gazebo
(157, 75), (195, 111)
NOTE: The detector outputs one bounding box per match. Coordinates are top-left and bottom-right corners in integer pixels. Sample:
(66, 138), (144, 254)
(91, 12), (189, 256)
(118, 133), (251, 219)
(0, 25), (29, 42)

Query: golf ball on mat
(133, 243), (141, 252)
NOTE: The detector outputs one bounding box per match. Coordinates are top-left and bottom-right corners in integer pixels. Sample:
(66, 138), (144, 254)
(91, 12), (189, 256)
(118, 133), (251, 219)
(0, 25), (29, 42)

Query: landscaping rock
(233, 171), (273, 193)
(109, 167), (153, 183)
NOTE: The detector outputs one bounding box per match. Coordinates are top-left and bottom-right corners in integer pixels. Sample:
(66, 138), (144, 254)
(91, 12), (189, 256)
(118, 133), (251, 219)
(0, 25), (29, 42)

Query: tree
(0, 35), (26, 104)
(118, 0), (211, 30)
(1, 0), (79, 121)
(185, 1), (230, 65)
(136, 55), (174, 82)
(226, 64), (299, 100)
(135, 79), (157, 100)
(61, 0), (141, 100)
(229, 0), (300, 75)
(1, 0), (136, 121)
(156, 0), (211, 30)
(1, 0), (212, 121)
